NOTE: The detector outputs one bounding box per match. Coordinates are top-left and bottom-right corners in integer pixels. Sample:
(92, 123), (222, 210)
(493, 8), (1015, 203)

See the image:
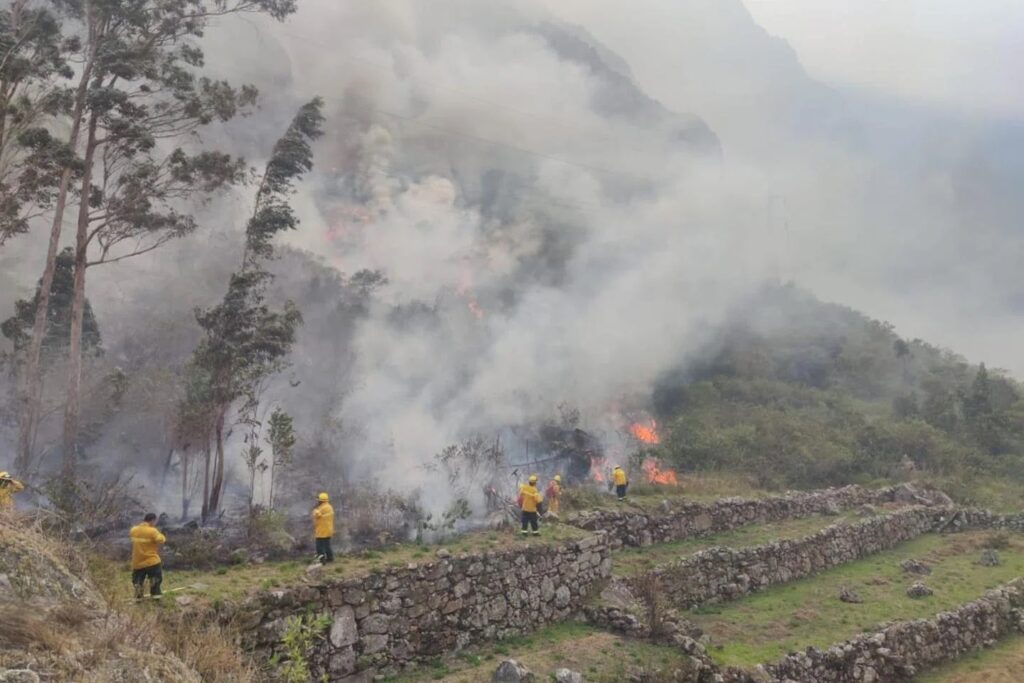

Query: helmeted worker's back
(129, 523), (166, 570)
(613, 467), (627, 486)
(313, 502), (334, 538)
(518, 483), (541, 513)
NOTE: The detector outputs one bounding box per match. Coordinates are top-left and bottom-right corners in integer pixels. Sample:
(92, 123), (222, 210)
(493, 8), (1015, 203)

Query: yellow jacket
(613, 468), (627, 486)
(0, 478), (24, 508)
(312, 502), (334, 538)
(518, 484), (542, 513)
(129, 523), (166, 570)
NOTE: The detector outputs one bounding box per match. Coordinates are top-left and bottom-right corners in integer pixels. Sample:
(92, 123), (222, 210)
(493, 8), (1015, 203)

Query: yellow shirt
(518, 484), (542, 513)
(129, 523), (165, 569)
(613, 468), (627, 486)
(0, 478), (24, 508)
(312, 502), (334, 538)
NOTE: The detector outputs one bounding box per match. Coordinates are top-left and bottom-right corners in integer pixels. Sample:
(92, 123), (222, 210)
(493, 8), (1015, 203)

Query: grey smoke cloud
(3, 0), (1021, 515)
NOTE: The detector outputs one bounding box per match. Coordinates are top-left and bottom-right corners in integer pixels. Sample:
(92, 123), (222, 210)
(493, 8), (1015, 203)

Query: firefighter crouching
(518, 474), (543, 536)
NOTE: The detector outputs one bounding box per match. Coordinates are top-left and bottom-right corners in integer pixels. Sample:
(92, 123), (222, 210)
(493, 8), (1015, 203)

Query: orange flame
(641, 457), (678, 486)
(629, 419), (660, 444)
(589, 456), (607, 483)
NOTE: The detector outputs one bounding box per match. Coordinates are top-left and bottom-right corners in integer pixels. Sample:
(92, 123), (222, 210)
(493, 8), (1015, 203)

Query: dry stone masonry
(568, 484), (946, 548)
(737, 578), (1024, 683)
(635, 507), (940, 608)
(230, 534), (612, 681)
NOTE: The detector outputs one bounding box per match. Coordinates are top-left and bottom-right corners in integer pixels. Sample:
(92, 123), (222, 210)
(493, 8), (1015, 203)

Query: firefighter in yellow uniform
(613, 465), (628, 501)
(518, 474), (543, 536)
(312, 492), (335, 563)
(545, 474), (562, 515)
(129, 513), (166, 600)
(0, 472), (24, 509)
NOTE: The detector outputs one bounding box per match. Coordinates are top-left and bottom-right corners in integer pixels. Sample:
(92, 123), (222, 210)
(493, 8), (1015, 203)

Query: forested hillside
(650, 285), (1024, 505)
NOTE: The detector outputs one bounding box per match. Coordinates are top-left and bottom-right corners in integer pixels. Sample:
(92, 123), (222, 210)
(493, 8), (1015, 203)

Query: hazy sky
(743, 0), (1024, 117)
(545, 0), (1024, 118)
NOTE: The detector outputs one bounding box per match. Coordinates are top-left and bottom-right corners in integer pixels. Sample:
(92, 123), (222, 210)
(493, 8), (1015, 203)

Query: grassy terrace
(917, 636), (1024, 682)
(612, 511), (860, 577)
(93, 523), (590, 606)
(387, 622), (691, 683)
(689, 530), (1024, 668)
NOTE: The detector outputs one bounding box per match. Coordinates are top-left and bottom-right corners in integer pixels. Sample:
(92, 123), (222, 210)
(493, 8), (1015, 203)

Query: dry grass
(153, 612), (259, 683)
(0, 607), (68, 653)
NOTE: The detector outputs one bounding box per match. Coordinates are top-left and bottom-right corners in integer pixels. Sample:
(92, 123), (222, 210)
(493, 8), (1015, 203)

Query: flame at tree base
(642, 457), (678, 485)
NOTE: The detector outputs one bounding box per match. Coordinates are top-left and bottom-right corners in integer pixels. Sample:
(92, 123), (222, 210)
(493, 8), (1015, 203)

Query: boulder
(980, 549), (1001, 567)
(493, 659), (535, 683)
(906, 582), (933, 598)
(900, 559), (931, 575)
(838, 586), (863, 604)
(554, 669), (586, 683)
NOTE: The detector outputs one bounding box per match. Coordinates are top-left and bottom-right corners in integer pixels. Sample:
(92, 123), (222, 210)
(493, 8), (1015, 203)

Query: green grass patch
(689, 530), (1024, 668)
(917, 634), (1024, 682)
(135, 523), (590, 605)
(389, 621), (691, 683)
(612, 511), (860, 577)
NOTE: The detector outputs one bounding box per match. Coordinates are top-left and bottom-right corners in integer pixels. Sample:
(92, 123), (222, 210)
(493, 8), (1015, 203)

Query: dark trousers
(315, 537), (334, 563)
(616, 484), (628, 499)
(520, 510), (539, 533)
(132, 563), (163, 598)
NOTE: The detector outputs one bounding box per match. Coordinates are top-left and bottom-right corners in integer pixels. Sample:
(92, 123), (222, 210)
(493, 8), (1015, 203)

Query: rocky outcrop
(635, 507), (939, 609)
(231, 534), (613, 681)
(0, 516), (201, 682)
(568, 484), (940, 549)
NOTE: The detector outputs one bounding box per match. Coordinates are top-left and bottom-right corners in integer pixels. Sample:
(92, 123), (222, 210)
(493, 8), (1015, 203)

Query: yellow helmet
(528, 474), (538, 484)
(0, 472), (8, 479)
(317, 492), (329, 502)
(554, 475), (562, 483)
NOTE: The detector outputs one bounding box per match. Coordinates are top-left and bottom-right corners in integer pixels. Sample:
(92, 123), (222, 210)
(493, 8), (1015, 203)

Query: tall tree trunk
(14, 31), (97, 474)
(208, 409), (226, 516)
(61, 110), (100, 482)
(180, 449), (190, 521)
(201, 440), (211, 523)
(269, 459), (275, 511)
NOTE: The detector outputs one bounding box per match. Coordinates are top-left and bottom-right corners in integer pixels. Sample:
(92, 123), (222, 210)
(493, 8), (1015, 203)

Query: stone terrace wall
(640, 507), (940, 609)
(569, 484), (940, 549)
(230, 534), (612, 682)
(739, 578), (1024, 683)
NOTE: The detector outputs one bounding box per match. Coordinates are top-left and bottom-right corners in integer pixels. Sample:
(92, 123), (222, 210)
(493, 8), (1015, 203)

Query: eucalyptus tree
(184, 97), (323, 519)
(28, 0), (300, 486)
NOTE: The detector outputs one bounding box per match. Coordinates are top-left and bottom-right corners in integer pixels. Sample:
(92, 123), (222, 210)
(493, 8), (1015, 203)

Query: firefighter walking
(312, 492), (335, 563)
(518, 474), (543, 536)
(129, 513), (166, 600)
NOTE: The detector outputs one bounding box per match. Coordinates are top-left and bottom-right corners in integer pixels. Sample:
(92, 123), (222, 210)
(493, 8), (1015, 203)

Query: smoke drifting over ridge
(3, 0), (1021, 513)
(233, 0), (781, 495)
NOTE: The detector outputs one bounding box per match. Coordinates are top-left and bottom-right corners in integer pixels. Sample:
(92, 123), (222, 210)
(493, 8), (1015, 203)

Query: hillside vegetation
(649, 285), (1024, 508)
